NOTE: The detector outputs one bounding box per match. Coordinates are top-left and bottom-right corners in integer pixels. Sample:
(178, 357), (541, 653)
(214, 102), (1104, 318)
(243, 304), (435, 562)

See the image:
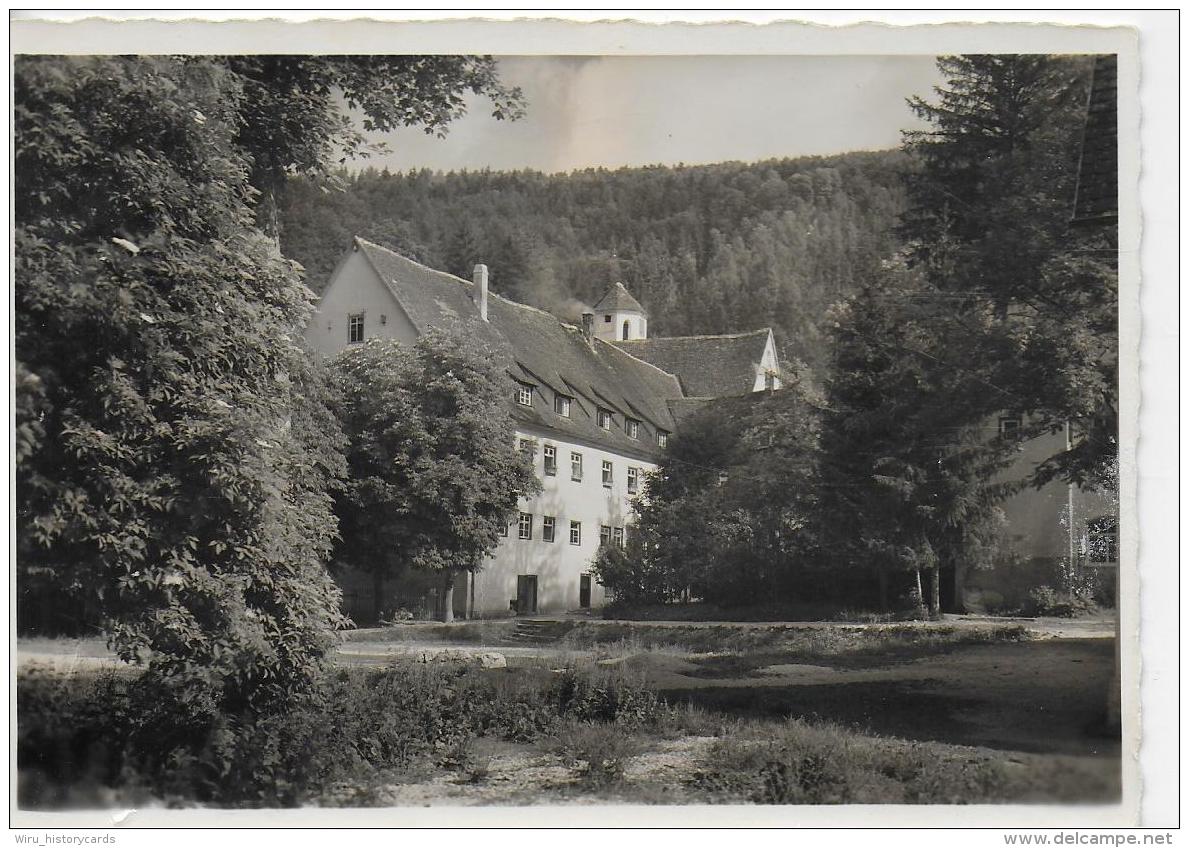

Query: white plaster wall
(308, 257), (659, 615)
(594, 311), (647, 342)
(749, 331), (783, 392)
(998, 427), (1117, 563)
(470, 426), (657, 614)
(303, 250), (418, 357)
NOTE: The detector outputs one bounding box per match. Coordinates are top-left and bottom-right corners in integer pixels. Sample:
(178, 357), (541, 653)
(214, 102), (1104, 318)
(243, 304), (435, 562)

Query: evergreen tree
(902, 54), (1115, 488)
(818, 265), (1020, 614)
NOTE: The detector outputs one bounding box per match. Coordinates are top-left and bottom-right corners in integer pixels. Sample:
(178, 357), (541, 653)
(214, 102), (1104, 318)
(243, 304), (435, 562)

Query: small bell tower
(592, 281), (648, 342)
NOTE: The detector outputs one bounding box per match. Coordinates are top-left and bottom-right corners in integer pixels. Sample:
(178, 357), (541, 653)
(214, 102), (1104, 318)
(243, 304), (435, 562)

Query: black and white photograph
(9, 11), (1174, 836)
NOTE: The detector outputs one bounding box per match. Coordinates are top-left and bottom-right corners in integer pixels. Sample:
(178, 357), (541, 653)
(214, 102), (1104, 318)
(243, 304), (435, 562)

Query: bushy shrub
(18, 659), (670, 808)
(1025, 584), (1100, 618)
(550, 721), (643, 788)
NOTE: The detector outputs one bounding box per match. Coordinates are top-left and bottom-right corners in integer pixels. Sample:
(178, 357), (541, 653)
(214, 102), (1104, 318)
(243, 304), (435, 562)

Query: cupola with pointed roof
(593, 281), (648, 342)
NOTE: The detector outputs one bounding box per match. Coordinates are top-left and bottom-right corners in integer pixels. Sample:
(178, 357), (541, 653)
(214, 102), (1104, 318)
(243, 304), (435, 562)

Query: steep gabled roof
(593, 281), (646, 314)
(352, 238), (683, 459)
(1072, 54), (1118, 226)
(612, 329), (774, 398)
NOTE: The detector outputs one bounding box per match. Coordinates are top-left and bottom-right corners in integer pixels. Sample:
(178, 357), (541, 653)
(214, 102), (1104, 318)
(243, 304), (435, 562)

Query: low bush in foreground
(687, 718), (1117, 805)
(18, 659), (663, 809)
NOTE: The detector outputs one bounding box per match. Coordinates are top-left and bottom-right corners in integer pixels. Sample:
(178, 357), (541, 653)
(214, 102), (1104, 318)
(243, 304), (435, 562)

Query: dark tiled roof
(1072, 54), (1118, 225)
(593, 281), (646, 314)
(355, 238), (682, 460)
(612, 329), (773, 398)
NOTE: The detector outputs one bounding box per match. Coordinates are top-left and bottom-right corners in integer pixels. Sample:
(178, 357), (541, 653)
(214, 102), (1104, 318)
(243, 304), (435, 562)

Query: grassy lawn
(16, 622), (1119, 808)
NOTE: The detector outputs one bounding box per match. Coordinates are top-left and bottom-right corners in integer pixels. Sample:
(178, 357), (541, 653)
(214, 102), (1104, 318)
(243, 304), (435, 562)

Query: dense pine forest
(278, 150), (910, 376)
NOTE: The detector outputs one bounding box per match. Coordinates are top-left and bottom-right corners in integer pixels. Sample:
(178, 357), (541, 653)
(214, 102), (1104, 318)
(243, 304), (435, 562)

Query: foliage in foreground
(14, 54), (520, 709)
(17, 660), (661, 809)
(14, 56), (348, 710)
(687, 718), (1115, 805)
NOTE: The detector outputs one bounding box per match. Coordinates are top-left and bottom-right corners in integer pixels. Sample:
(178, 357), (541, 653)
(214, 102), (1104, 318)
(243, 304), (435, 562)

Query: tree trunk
(952, 560), (968, 614)
(441, 571), (455, 623)
(929, 567), (941, 619)
(372, 571), (384, 626)
(914, 568), (923, 604)
(467, 566), (476, 621)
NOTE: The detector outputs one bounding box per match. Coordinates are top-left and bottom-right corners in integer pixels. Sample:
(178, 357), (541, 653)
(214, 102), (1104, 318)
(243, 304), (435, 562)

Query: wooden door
(517, 575), (538, 614)
(579, 574), (592, 608)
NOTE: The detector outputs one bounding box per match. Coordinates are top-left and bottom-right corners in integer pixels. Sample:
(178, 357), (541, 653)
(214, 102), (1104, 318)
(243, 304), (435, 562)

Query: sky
(360, 55), (944, 174)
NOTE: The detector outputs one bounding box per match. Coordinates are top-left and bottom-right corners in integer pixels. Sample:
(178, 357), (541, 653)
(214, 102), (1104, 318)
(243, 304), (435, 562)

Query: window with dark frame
(542, 516), (556, 543)
(543, 444), (557, 476)
(555, 394), (571, 417)
(518, 512), (533, 540)
(569, 520), (581, 545)
(625, 418), (640, 439)
(348, 313), (365, 343)
(597, 408), (612, 429)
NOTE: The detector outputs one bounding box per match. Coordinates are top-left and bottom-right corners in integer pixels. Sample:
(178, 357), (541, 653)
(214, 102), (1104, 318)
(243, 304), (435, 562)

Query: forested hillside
(279, 151), (911, 375)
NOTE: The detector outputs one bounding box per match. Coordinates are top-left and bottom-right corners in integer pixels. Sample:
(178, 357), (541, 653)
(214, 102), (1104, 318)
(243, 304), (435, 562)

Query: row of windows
(502, 513), (626, 547)
(519, 440), (643, 493)
(514, 383), (668, 446)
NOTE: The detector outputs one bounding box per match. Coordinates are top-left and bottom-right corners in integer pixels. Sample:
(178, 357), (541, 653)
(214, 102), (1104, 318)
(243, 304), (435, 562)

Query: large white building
(305, 237), (782, 620)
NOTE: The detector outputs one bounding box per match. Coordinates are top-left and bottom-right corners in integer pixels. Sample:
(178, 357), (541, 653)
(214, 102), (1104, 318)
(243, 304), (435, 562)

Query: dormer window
(597, 408), (612, 430)
(348, 313), (365, 344)
(516, 384), (534, 407)
(555, 395), (572, 417)
(657, 430), (670, 448)
(625, 418), (640, 439)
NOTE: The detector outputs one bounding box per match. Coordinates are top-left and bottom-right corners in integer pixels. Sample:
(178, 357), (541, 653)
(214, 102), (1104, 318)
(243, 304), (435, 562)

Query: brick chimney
(581, 312), (595, 346)
(473, 264), (489, 321)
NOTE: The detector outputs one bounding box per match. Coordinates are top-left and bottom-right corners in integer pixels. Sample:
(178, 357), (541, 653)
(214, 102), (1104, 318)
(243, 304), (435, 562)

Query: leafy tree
(330, 333), (540, 623)
(14, 53), (522, 709)
(597, 369), (821, 608)
(221, 55), (523, 234)
(14, 56), (347, 710)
